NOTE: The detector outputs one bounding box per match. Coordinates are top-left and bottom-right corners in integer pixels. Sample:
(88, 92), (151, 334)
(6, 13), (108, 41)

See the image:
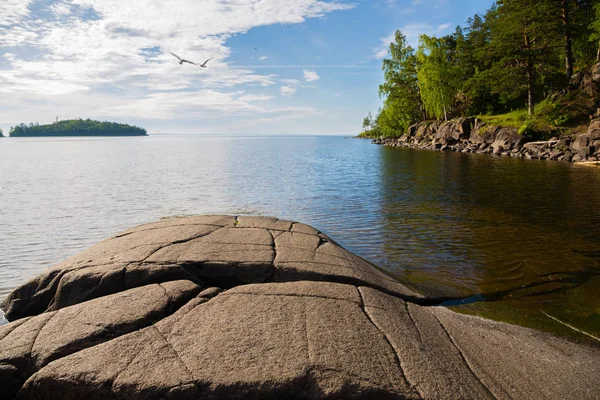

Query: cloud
(303, 69), (320, 82)
(49, 2), (74, 16)
(374, 32), (396, 59)
(0, 0), (34, 25)
(280, 85), (297, 96)
(373, 22), (454, 59)
(259, 56), (268, 61)
(0, 0), (353, 132)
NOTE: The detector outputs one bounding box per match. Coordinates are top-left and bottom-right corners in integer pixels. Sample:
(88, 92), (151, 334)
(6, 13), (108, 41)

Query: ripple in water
(0, 136), (599, 340)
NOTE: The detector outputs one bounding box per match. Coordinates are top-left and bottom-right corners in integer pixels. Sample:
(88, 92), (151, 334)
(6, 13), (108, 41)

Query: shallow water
(0, 136), (598, 339)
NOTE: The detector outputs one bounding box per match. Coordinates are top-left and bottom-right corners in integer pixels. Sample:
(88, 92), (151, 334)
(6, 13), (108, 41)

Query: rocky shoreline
(1, 215), (598, 399)
(371, 117), (600, 164)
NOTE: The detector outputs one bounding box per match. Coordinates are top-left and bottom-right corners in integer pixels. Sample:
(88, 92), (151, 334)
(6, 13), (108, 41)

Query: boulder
(434, 118), (474, 145)
(1, 216), (419, 322)
(481, 125), (501, 145)
(0, 280), (201, 398)
(491, 128), (527, 154)
(1, 216), (599, 400)
(573, 135), (590, 151)
(591, 62), (600, 84)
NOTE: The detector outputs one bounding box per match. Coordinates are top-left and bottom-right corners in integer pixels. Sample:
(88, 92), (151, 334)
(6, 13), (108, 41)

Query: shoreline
(368, 117), (600, 164)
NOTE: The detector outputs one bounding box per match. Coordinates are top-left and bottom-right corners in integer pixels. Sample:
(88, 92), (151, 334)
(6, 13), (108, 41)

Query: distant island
(9, 119), (147, 137)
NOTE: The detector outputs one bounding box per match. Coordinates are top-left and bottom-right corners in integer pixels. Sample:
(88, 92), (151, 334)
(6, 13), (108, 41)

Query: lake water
(0, 135), (598, 341)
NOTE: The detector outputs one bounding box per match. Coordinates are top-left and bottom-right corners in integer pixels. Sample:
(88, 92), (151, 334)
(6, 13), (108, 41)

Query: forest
(362, 0), (600, 138)
(8, 119), (147, 137)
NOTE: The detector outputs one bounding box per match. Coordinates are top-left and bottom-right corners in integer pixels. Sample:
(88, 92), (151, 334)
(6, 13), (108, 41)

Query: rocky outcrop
(571, 62), (600, 100)
(1, 216), (599, 399)
(372, 117), (600, 163)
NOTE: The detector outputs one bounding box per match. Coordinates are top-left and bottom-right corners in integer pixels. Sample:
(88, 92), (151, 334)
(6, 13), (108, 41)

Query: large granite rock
(1, 216), (598, 400)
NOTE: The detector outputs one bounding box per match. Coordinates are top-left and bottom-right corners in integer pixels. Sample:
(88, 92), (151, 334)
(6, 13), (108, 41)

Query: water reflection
(379, 148), (600, 340)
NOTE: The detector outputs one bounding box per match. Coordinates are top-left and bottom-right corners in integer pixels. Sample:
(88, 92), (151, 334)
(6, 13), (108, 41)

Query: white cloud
(49, 2), (73, 16)
(373, 22), (454, 59)
(280, 85), (297, 96)
(374, 32), (396, 59)
(259, 56), (268, 61)
(0, 0), (34, 25)
(238, 94), (274, 102)
(0, 0), (353, 132)
(303, 69), (320, 82)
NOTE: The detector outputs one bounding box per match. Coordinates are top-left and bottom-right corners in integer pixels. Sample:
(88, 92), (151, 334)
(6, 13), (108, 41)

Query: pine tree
(489, 0), (562, 114)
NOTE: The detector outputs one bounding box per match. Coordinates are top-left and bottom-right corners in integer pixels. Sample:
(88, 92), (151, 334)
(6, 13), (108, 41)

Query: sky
(0, 0), (495, 135)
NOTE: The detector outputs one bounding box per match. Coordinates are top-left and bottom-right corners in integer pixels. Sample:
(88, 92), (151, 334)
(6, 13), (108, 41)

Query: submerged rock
(1, 216), (598, 399)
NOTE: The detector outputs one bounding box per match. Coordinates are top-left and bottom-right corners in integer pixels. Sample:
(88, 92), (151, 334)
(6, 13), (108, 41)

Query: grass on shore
(479, 93), (593, 139)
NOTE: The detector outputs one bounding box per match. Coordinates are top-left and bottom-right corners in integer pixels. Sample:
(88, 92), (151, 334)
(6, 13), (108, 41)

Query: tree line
(363, 0), (600, 138)
(8, 119), (147, 137)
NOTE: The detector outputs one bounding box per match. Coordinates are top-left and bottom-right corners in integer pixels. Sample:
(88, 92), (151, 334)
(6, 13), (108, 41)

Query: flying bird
(199, 57), (213, 68)
(168, 52), (197, 66)
(253, 47), (258, 51)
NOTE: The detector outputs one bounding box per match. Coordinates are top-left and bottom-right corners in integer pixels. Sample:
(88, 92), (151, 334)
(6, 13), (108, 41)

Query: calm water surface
(0, 136), (598, 340)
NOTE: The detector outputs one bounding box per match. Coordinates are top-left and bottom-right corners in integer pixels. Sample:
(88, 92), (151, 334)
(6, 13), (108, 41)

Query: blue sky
(0, 0), (495, 135)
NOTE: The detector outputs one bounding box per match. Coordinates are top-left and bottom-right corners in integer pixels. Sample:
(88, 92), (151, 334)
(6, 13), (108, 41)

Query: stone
(2, 216), (599, 400)
(549, 150), (564, 160)
(578, 147), (592, 158)
(564, 151), (573, 162)
(2, 217), (419, 322)
(480, 126), (500, 144)
(557, 138), (571, 148)
(491, 128), (527, 154)
(573, 135), (590, 151)
(0, 280), (200, 397)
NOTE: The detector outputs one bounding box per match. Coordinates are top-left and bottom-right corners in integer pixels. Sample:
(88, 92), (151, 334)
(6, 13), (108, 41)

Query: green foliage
(517, 118), (536, 136)
(357, 128), (381, 139)
(9, 119), (147, 137)
(416, 34), (461, 120)
(377, 96), (414, 138)
(375, 30), (422, 137)
(363, 0), (600, 134)
(590, 4), (600, 42)
(479, 109), (530, 128)
(591, 3), (600, 61)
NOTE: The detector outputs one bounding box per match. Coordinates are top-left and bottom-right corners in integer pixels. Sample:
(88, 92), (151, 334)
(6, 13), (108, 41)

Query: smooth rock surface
(0, 280), (200, 399)
(1, 216), (418, 321)
(1, 216), (598, 400)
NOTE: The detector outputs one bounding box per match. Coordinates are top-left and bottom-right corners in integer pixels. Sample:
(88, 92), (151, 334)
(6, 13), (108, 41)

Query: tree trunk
(597, 40), (600, 63)
(561, 0), (573, 79)
(526, 63), (534, 115)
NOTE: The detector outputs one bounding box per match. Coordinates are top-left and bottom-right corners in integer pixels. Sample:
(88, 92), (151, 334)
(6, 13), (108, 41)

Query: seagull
(168, 52), (198, 66)
(199, 57), (213, 68)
